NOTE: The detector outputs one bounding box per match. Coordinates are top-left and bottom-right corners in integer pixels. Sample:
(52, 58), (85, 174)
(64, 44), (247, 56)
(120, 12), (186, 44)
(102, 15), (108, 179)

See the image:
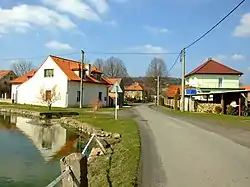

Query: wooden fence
(163, 98), (181, 110)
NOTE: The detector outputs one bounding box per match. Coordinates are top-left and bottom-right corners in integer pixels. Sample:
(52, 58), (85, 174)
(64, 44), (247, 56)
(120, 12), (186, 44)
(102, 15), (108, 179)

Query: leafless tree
(11, 60), (34, 76)
(94, 58), (104, 72)
(102, 56), (129, 78)
(38, 85), (61, 110)
(144, 57), (168, 95)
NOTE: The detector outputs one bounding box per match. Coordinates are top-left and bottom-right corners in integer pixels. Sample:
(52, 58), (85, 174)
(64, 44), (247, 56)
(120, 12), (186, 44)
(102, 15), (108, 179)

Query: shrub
(215, 106), (222, 114)
(226, 105), (237, 116)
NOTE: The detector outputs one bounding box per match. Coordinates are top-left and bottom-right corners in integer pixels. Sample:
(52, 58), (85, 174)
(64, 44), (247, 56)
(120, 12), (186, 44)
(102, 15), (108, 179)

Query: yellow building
(125, 82), (144, 101)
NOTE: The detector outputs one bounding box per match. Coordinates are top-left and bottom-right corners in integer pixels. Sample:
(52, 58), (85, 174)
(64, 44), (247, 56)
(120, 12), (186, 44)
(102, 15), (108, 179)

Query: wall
(186, 74), (240, 89)
(13, 56), (68, 107)
(68, 81), (108, 107)
(125, 91), (143, 100)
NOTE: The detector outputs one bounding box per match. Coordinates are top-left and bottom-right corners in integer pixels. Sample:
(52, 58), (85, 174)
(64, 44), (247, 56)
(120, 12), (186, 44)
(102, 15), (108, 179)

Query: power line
(168, 51), (182, 73)
(3, 51), (179, 61)
(185, 0), (246, 50)
(86, 51), (179, 55)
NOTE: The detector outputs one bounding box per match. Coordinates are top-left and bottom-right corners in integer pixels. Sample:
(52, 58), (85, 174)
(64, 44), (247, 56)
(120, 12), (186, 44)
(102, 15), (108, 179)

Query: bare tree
(38, 85), (61, 110)
(94, 58), (104, 71)
(102, 56), (129, 78)
(90, 97), (102, 118)
(11, 60), (34, 76)
(144, 57), (168, 95)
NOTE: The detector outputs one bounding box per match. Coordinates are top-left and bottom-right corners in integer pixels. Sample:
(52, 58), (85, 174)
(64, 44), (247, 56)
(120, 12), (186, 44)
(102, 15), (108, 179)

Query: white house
(10, 55), (111, 108)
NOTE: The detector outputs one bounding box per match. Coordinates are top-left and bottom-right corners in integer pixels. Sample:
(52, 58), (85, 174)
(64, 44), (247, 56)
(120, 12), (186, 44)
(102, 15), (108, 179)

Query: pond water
(0, 114), (90, 187)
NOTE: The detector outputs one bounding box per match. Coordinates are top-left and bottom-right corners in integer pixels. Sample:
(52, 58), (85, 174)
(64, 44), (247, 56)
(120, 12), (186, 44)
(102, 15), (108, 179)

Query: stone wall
(197, 103), (222, 114)
(0, 108), (40, 118)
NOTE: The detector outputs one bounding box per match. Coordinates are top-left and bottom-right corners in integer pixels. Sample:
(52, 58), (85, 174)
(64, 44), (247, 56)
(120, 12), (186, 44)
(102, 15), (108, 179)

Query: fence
(164, 98), (180, 109)
(46, 134), (106, 187)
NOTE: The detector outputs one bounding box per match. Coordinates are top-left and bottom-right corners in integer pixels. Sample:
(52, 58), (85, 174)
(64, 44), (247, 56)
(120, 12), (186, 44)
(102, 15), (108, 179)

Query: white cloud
(87, 0), (109, 14)
(45, 40), (73, 51)
(214, 54), (246, 61)
(129, 44), (167, 53)
(144, 25), (169, 34)
(231, 54), (246, 61)
(104, 20), (117, 26)
(42, 0), (101, 21)
(0, 4), (76, 35)
(234, 13), (250, 37)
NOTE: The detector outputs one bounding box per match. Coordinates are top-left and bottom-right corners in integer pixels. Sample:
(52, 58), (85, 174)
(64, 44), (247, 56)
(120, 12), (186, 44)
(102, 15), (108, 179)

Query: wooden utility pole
(181, 48), (186, 112)
(80, 50), (85, 108)
(157, 75), (160, 106)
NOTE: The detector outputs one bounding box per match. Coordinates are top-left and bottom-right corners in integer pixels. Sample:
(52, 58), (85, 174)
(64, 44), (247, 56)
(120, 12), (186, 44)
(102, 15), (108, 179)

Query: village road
(135, 104), (250, 187)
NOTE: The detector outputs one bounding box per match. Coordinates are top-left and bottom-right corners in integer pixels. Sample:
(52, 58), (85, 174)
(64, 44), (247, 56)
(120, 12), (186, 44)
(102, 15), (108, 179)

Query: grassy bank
(0, 102), (124, 113)
(153, 105), (250, 130)
(0, 103), (140, 186)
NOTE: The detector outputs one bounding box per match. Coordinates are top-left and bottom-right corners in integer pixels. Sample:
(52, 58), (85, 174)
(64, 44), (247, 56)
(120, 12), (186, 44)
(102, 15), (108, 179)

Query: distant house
(125, 82), (144, 101)
(0, 70), (17, 99)
(185, 58), (243, 91)
(106, 78), (124, 107)
(10, 55), (111, 108)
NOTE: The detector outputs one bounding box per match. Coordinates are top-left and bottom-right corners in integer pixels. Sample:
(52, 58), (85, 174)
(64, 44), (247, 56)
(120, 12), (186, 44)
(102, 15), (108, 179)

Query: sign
(185, 89), (197, 95)
(110, 82), (123, 93)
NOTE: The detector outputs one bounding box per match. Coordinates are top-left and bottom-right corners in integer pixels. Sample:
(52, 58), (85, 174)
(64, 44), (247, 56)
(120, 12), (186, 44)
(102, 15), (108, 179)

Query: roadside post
(110, 82), (123, 120)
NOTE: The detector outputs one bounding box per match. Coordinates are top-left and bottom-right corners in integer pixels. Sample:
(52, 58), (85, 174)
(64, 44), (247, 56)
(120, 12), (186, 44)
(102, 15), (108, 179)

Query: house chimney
(89, 64), (92, 75)
(208, 57), (212, 60)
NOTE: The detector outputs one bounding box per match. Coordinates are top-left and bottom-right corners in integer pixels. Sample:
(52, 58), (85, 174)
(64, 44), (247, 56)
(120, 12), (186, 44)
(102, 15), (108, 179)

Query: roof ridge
(50, 55), (81, 64)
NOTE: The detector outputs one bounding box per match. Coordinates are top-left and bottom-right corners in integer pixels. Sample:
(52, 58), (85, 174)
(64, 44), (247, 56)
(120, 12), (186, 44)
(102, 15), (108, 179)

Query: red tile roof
(106, 78), (122, 91)
(10, 70), (37, 84)
(0, 70), (11, 79)
(185, 58), (243, 77)
(125, 82), (144, 91)
(165, 85), (195, 97)
(10, 55), (111, 85)
(241, 86), (250, 90)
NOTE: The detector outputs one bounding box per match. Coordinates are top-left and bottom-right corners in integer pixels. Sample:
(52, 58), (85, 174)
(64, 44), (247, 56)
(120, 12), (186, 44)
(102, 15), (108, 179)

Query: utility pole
(157, 75), (160, 106)
(80, 50), (85, 108)
(181, 48), (186, 112)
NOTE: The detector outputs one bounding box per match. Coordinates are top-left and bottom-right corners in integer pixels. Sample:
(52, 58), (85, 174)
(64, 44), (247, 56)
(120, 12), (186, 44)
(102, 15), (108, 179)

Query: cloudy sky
(0, 0), (249, 83)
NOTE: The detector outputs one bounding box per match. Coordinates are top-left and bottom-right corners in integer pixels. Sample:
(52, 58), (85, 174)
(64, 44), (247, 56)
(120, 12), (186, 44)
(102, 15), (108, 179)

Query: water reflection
(0, 114), (89, 187)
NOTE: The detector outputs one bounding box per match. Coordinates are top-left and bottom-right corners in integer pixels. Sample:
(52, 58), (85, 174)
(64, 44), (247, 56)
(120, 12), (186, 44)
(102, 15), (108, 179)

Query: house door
(45, 90), (52, 101)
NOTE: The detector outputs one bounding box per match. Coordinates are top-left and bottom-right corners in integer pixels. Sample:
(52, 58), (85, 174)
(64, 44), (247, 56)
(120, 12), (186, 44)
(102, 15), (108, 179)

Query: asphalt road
(135, 105), (250, 187)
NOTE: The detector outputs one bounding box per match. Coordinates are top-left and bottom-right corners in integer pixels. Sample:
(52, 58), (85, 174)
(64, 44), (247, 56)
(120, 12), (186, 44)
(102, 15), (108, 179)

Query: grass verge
(153, 105), (250, 130)
(0, 102), (124, 113)
(77, 113), (140, 186)
(0, 103), (140, 186)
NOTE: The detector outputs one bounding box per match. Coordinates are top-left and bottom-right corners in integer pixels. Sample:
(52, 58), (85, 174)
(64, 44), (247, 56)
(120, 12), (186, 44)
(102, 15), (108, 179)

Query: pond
(0, 114), (91, 187)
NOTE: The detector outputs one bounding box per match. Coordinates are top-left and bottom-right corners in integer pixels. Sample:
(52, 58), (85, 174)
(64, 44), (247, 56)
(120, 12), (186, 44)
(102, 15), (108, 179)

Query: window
(218, 78), (223, 88)
(10, 77), (13, 80)
(44, 69), (54, 77)
(45, 90), (52, 101)
(4, 81), (7, 85)
(98, 92), (102, 101)
(77, 91), (80, 102)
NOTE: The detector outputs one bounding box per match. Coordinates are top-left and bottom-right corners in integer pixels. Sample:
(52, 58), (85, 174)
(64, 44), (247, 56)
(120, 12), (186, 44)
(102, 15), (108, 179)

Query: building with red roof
(0, 70), (17, 99)
(185, 58), (243, 93)
(10, 55), (112, 107)
(124, 82), (144, 100)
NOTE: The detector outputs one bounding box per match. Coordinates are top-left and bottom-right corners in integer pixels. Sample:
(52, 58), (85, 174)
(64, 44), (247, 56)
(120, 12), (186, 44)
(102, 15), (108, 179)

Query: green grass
(77, 113), (140, 186)
(154, 105), (250, 130)
(0, 102), (140, 186)
(0, 102), (123, 113)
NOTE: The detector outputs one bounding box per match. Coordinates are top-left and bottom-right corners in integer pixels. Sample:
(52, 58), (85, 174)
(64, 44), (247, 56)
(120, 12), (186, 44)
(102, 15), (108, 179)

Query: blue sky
(0, 0), (250, 84)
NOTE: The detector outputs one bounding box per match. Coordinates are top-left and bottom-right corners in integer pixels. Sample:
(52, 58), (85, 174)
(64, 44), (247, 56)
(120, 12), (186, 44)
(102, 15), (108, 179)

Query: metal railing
(46, 134), (106, 187)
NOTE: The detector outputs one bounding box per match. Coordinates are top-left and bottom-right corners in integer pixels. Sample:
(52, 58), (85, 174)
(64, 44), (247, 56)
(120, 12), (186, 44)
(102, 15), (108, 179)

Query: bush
(215, 106), (222, 114)
(226, 105), (237, 116)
